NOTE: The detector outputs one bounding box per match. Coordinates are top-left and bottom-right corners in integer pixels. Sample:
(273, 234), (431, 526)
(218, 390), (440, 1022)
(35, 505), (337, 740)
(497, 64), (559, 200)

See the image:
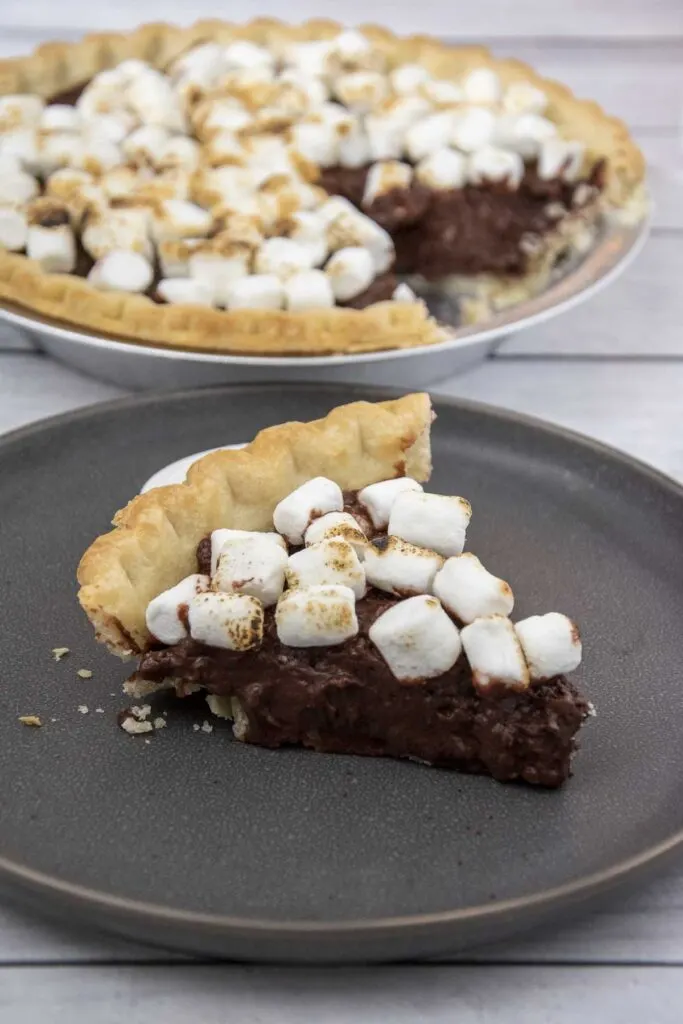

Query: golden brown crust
(77, 392), (434, 655)
(0, 19), (645, 353)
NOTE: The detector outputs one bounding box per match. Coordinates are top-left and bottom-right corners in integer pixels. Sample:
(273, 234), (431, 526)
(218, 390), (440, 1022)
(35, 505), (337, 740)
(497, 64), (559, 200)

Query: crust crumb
(18, 715), (42, 727)
(77, 668), (93, 679)
(52, 647), (70, 662)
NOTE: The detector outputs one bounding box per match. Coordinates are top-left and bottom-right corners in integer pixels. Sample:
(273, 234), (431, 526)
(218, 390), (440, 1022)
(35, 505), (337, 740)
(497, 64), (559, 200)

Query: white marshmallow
(254, 236), (317, 280)
(404, 112), (455, 162)
(287, 211), (329, 267)
(515, 613), (582, 681)
(450, 107), (497, 152)
(213, 534), (288, 607)
(363, 160), (413, 205)
(211, 528), (287, 576)
(289, 120), (339, 167)
(538, 138), (585, 182)
(201, 102), (253, 137)
(323, 197), (394, 273)
(286, 539), (366, 599)
(460, 615), (530, 692)
(0, 153), (22, 176)
(0, 169), (38, 206)
(468, 146), (524, 188)
(433, 553), (514, 624)
(421, 79), (464, 107)
(461, 67), (501, 105)
(90, 111), (137, 145)
(73, 133), (122, 176)
(151, 199), (213, 242)
(126, 73), (185, 132)
(369, 595), (462, 682)
(87, 250), (154, 293)
(365, 112), (404, 161)
(331, 29), (374, 66)
(99, 165), (141, 200)
(158, 135), (202, 171)
(334, 71), (388, 113)
(392, 282), (418, 303)
(223, 274), (285, 311)
(203, 131), (246, 166)
(275, 584), (358, 648)
(502, 82), (548, 116)
(156, 277), (215, 306)
(188, 250), (251, 305)
(364, 536), (443, 597)
(389, 491), (472, 558)
(0, 95), (43, 132)
(39, 104), (81, 133)
(495, 113), (557, 158)
(82, 209), (152, 261)
(278, 69), (329, 107)
(0, 206), (28, 251)
(158, 238), (202, 278)
(325, 246), (375, 301)
(304, 511), (369, 558)
(188, 591), (264, 651)
(284, 41), (339, 80)
(170, 42), (228, 82)
(145, 573), (210, 645)
(416, 148), (467, 190)
(273, 476), (343, 545)
(338, 122), (371, 168)
(391, 64), (430, 95)
(357, 477), (423, 529)
(0, 128), (39, 173)
(284, 269), (335, 311)
(223, 41), (275, 71)
(26, 224), (76, 273)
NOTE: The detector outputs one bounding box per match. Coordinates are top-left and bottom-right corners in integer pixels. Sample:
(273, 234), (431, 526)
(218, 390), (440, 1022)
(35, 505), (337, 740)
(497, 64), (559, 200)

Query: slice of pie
(77, 393), (590, 787)
(0, 20), (645, 356)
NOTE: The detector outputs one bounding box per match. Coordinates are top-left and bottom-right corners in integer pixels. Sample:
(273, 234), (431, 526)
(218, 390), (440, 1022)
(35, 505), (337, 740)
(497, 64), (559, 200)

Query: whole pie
(0, 20), (645, 356)
(78, 393), (590, 787)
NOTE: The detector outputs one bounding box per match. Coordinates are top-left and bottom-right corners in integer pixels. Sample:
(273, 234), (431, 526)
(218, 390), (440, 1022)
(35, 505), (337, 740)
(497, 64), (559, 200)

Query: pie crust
(0, 19), (646, 355)
(77, 392), (433, 655)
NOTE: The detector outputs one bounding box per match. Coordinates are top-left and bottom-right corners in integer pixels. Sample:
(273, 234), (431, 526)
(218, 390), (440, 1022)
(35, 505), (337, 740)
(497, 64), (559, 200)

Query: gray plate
(1, 384), (683, 964)
(0, 217), (648, 390)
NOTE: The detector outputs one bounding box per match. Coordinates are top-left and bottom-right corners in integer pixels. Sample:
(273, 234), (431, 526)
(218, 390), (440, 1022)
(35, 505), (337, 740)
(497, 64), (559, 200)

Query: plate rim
(2, 379), (682, 948)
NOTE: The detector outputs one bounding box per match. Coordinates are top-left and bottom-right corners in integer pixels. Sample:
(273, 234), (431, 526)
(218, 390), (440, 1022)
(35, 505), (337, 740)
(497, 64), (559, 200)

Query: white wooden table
(1, 7), (683, 1021)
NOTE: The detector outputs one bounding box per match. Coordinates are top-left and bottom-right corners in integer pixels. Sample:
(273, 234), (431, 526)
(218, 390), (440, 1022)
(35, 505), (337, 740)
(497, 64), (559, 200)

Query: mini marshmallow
(323, 197), (394, 273)
(0, 169), (38, 206)
(203, 131), (246, 166)
(26, 224), (76, 273)
(188, 591), (264, 651)
(286, 539), (366, 599)
(325, 246), (375, 301)
(223, 274), (285, 311)
(158, 135), (202, 172)
(158, 238), (203, 278)
(460, 615), (530, 692)
(416, 148), (467, 190)
(468, 146), (524, 188)
(82, 209), (152, 261)
(495, 113), (557, 159)
(515, 613), (582, 682)
(357, 477), (423, 529)
(0, 207), (28, 251)
(287, 210), (329, 266)
(334, 71), (388, 113)
(364, 536), (443, 597)
(213, 534), (288, 607)
(392, 282), (418, 303)
(211, 528), (287, 576)
(365, 96), (429, 161)
(0, 95), (44, 132)
(404, 112), (455, 162)
(0, 128), (39, 174)
(304, 511), (369, 558)
(363, 161), (413, 205)
(275, 584), (358, 648)
(223, 41), (275, 71)
(338, 122), (371, 168)
(538, 138), (584, 182)
(284, 41), (340, 81)
(73, 134), (123, 176)
(99, 165), (141, 200)
(188, 249), (251, 305)
(90, 111), (138, 145)
(420, 79), (464, 107)
(126, 73), (185, 132)
(88, 250), (154, 293)
(284, 269), (335, 311)
(254, 236), (317, 279)
(502, 81), (548, 116)
(0, 153), (21, 175)
(369, 594), (462, 682)
(200, 102), (253, 137)
(389, 491), (472, 558)
(433, 553), (514, 624)
(278, 69), (329, 107)
(151, 199), (213, 242)
(156, 277), (215, 306)
(450, 107), (497, 152)
(331, 29), (377, 67)
(40, 104), (81, 133)
(170, 42), (227, 82)
(391, 64), (430, 95)
(461, 67), (501, 105)
(273, 476), (343, 545)
(289, 120), (339, 167)
(145, 573), (209, 645)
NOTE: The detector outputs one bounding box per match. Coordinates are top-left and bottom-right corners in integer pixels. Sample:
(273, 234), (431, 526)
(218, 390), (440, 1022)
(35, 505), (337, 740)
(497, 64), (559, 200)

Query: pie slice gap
(77, 393), (591, 787)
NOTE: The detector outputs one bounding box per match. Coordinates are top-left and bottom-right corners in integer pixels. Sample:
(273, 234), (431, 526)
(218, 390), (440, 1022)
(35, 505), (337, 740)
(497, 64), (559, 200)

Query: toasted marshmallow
(538, 138), (584, 182)
(0, 169), (38, 206)
(145, 573), (209, 644)
(389, 491), (472, 558)
(212, 213), (264, 250)
(416, 147), (467, 190)
(39, 104), (81, 134)
(188, 591), (264, 651)
(362, 160), (413, 206)
(325, 246), (375, 301)
(170, 42), (228, 82)
(468, 146), (524, 187)
(450, 107), (497, 152)
(275, 584), (358, 647)
(158, 135), (202, 172)
(420, 79), (464, 107)
(284, 41), (340, 81)
(203, 131), (245, 166)
(82, 209), (152, 261)
(331, 29), (377, 68)
(198, 165), (258, 207)
(0, 128), (39, 174)
(461, 67), (501, 105)
(304, 511), (369, 558)
(157, 238), (202, 277)
(223, 273), (284, 311)
(87, 250), (154, 293)
(495, 113), (557, 158)
(213, 534), (288, 607)
(392, 282), (418, 303)
(189, 248), (251, 305)
(201, 101), (253, 138)
(286, 210), (328, 265)
(333, 71), (388, 114)
(73, 134), (123, 176)
(26, 224), (76, 273)
(151, 199), (213, 242)
(284, 269), (335, 311)
(364, 536), (443, 597)
(126, 73), (185, 132)
(279, 68), (329, 107)
(390, 64), (430, 95)
(91, 111), (138, 145)
(433, 553), (514, 624)
(502, 82), (548, 116)
(357, 477), (423, 529)
(224, 40), (275, 72)
(254, 236), (317, 280)
(123, 125), (171, 166)
(460, 615), (529, 692)
(405, 112), (455, 162)
(338, 122), (371, 168)
(211, 528), (287, 576)
(323, 197), (394, 273)
(0, 207), (28, 251)
(289, 120), (339, 168)
(286, 539), (366, 599)
(369, 594), (462, 682)
(273, 476), (343, 545)
(0, 95), (44, 132)
(156, 277), (215, 306)
(99, 165), (141, 200)
(515, 613), (582, 681)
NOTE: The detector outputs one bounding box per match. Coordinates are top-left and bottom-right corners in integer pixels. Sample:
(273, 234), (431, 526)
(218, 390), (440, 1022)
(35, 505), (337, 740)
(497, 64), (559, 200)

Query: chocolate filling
(136, 493), (590, 787)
